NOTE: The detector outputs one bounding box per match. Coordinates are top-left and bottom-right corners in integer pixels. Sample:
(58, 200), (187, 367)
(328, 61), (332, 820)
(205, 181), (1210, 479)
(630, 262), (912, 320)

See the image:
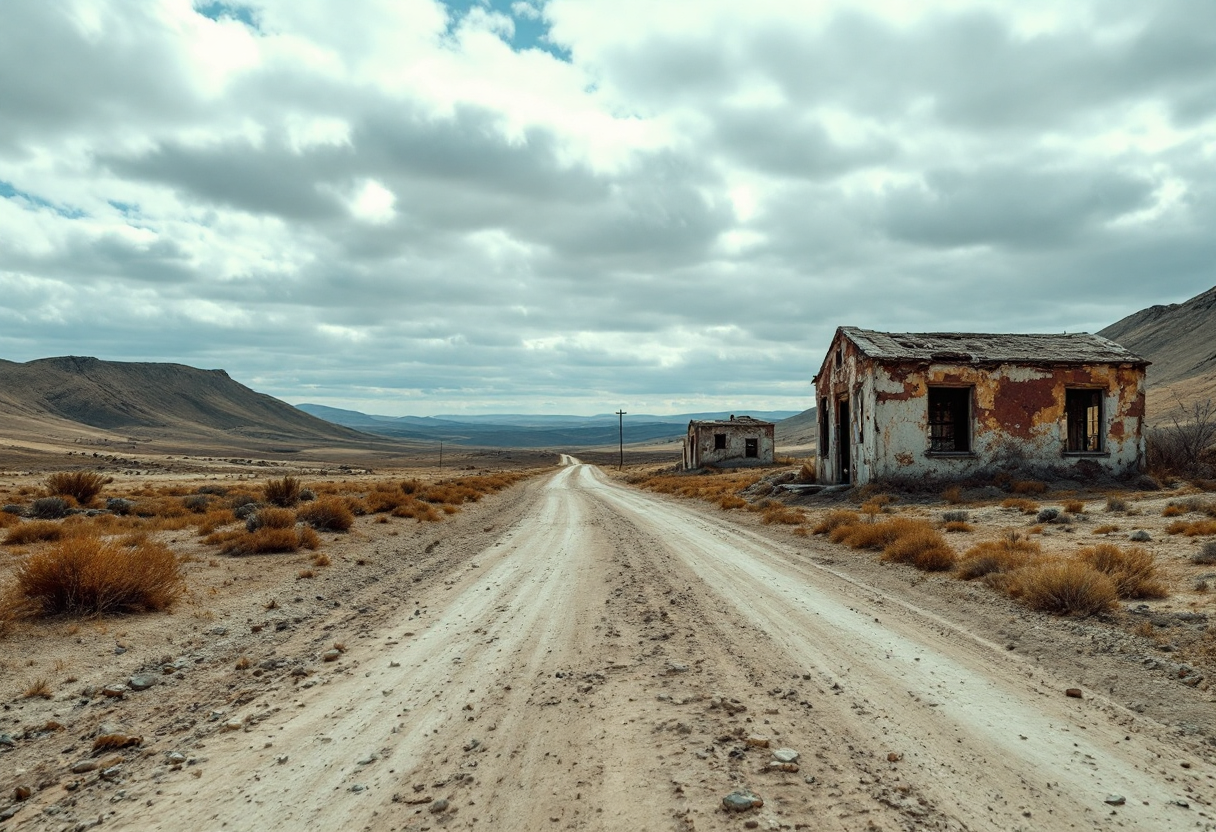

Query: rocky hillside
(1099, 285), (1216, 387)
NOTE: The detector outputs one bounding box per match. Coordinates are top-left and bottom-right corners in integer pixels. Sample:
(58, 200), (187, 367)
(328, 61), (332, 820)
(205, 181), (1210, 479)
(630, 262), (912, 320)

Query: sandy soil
(2, 462), (1214, 831)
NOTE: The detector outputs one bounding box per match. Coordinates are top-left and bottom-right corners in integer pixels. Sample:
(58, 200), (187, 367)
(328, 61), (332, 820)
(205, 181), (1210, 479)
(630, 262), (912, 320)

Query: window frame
(744, 438), (759, 458)
(926, 386), (973, 454)
(1065, 388), (1104, 453)
(713, 433), (727, 451)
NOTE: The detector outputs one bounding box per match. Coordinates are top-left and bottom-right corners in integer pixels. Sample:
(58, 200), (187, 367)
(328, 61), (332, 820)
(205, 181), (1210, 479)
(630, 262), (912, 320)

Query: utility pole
(616, 409), (626, 470)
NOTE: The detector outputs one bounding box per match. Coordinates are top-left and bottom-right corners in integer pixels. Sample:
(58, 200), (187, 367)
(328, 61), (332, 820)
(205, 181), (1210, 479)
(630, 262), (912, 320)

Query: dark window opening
(1066, 389), (1103, 452)
(835, 348), (842, 368)
(818, 397), (829, 457)
(837, 398), (851, 483)
(928, 387), (971, 453)
(714, 433), (727, 450)
(745, 438), (759, 458)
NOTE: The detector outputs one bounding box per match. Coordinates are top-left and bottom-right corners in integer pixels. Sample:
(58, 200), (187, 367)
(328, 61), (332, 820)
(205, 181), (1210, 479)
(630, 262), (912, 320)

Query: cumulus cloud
(0, 0), (1213, 415)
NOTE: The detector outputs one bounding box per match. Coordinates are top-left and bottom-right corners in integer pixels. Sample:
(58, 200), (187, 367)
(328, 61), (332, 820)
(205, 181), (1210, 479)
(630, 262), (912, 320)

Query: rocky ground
(0, 461), (1213, 831)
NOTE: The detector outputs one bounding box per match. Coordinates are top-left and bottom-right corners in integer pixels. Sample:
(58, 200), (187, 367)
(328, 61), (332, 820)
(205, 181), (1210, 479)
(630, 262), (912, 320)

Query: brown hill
(1098, 285), (1216, 417)
(0, 356), (383, 454)
(775, 406), (817, 449)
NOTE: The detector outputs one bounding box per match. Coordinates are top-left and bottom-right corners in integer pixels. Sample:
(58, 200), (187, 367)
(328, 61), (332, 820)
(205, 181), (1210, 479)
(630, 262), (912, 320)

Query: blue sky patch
(194, 2), (260, 30)
(442, 1), (570, 61)
(1, 180), (85, 219)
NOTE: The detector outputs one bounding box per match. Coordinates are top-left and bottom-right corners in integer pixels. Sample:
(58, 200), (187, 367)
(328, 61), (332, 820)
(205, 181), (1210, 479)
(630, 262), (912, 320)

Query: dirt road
(14, 464), (1212, 831)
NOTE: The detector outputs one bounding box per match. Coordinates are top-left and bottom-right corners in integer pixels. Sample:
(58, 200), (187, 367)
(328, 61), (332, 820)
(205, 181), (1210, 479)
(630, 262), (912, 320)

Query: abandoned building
(683, 416), (775, 470)
(814, 327), (1149, 486)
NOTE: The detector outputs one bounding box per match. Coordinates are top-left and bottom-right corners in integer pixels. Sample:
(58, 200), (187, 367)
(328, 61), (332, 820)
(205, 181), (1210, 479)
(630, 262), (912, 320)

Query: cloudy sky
(1, 0), (1213, 416)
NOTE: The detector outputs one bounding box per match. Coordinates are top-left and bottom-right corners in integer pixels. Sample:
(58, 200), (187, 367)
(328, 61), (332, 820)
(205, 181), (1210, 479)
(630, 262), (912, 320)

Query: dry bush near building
(45, 471), (108, 505)
(1011, 480), (1048, 495)
(761, 504), (805, 525)
(1146, 398), (1216, 479)
(942, 486), (964, 505)
(813, 510), (861, 535)
(956, 534), (1043, 582)
(880, 526), (957, 571)
(1077, 544), (1166, 599)
(1011, 560), (1118, 616)
(15, 535), (182, 615)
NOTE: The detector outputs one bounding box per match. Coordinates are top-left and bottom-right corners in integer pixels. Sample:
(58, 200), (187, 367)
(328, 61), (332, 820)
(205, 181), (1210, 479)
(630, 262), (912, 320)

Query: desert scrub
(956, 533), (1042, 582)
(761, 504), (805, 525)
(246, 507), (296, 532)
(297, 498), (354, 532)
(1011, 480), (1048, 495)
(15, 535), (182, 615)
(880, 525), (957, 571)
(1077, 544), (1167, 599)
(1000, 498), (1039, 514)
(1010, 560), (1118, 616)
(812, 510), (861, 535)
(1166, 519), (1216, 537)
(1105, 496), (1128, 512)
(45, 471), (109, 505)
(1194, 542), (1216, 565)
(4, 520), (65, 546)
(264, 476), (302, 508)
(29, 496), (71, 520)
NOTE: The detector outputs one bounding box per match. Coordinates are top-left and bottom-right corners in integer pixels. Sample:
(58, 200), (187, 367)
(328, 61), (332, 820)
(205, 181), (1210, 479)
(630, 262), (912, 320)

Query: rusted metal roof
(688, 415), (774, 428)
(840, 327), (1149, 366)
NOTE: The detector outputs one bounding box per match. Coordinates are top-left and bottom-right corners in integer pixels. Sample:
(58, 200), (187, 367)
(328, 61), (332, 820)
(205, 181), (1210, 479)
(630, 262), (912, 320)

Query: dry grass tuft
(297, 498), (354, 532)
(1163, 504), (1186, 517)
(299, 526), (320, 550)
(45, 471), (108, 505)
(942, 485), (964, 505)
(251, 507), (296, 530)
(761, 504), (805, 525)
(92, 733), (142, 751)
(1166, 519), (1216, 537)
(880, 526), (957, 571)
(1062, 500), (1085, 514)
(15, 535), (183, 615)
(297, 568), (315, 579)
(0, 510), (20, 529)
(264, 476), (302, 508)
(1011, 480), (1048, 495)
(1000, 498), (1039, 514)
(235, 656), (252, 670)
(22, 678), (53, 699)
(812, 510), (861, 535)
(943, 521), (972, 533)
(1011, 560), (1118, 616)
(1076, 544), (1167, 599)
(1105, 496), (1128, 512)
(1091, 524), (1120, 535)
(310, 551), (330, 567)
(956, 534), (1042, 581)
(4, 520), (64, 546)
(222, 527), (302, 556)
(390, 499), (442, 523)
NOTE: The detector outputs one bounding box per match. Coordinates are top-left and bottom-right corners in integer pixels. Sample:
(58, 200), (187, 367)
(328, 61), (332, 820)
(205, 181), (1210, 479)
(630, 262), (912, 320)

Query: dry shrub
(23, 678), (53, 699)
(297, 498), (354, 532)
(634, 471), (764, 506)
(297, 569), (315, 579)
(833, 517), (926, 549)
(1194, 542), (1216, 565)
(880, 526), (957, 571)
(1077, 544), (1167, 599)
(1011, 560), (1118, 616)
(264, 476), (302, 508)
(1163, 504), (1185, 517)
(761, 505), (805, 525)
(391, 499), (442, 523)
(942, 485), (964, 505)
(792, 526), (809, 537)
(16, 536), (182, 614)
(45, 471), (108, 505)
(311, 551), (330, 566)
(797, 463), (816, 483)
(222, 527), (301, 556)
(1105, 496), (1128, 512)
(812, 510), (860, 535)
(299, 526), (320, 550)
(956, 534), (1042, 581)
(132, 498), (190, 521)
(92, 733), (141, 751)
(943, 521), (972, 533)
(1000, 498), (1039, 514)
(252, 507), (297, 530)
(4, 521), (64, 546)
(400, 479), (423, 495)
(365, 486), (408, 514)
(196, 508), (236, 536)
(1092, 524), (1120, 535)
(1166, 520), (1216, 537)
(235, 656), (252, 670)
(1063, 500), (1085, 514)
(718, 495), (748, 510)
(1012, 480), (1048, 495)
(0, 511), (20, 529)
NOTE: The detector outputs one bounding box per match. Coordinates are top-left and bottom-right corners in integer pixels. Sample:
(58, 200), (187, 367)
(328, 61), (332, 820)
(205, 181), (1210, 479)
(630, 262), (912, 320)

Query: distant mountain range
(295, 404), (802, 448)
(1099, 284), (1216, 413)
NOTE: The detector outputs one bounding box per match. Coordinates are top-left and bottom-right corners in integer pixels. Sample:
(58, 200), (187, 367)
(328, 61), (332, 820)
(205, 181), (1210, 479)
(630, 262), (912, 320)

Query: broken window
(714, 433), (727, 450)
(818, 397), (829, 457)
(745, 438), (759, 458)
(1066, 389), (1103, 452)
(928, 387), (971, 453)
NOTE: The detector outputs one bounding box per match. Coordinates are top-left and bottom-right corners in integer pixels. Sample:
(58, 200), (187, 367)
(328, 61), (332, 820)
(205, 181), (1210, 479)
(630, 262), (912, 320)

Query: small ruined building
(683, 416), (775, 470)
(814, 327), (1148, 486)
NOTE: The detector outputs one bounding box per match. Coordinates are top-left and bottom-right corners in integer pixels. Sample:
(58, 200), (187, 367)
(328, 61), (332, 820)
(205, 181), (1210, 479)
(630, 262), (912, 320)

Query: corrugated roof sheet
(840, 327), (1149, 365)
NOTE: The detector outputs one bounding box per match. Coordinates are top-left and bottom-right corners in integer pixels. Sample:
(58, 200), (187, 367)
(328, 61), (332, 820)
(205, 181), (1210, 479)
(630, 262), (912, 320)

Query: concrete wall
(685, 422), (775, 469)
(815, 334), (1146, 486)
